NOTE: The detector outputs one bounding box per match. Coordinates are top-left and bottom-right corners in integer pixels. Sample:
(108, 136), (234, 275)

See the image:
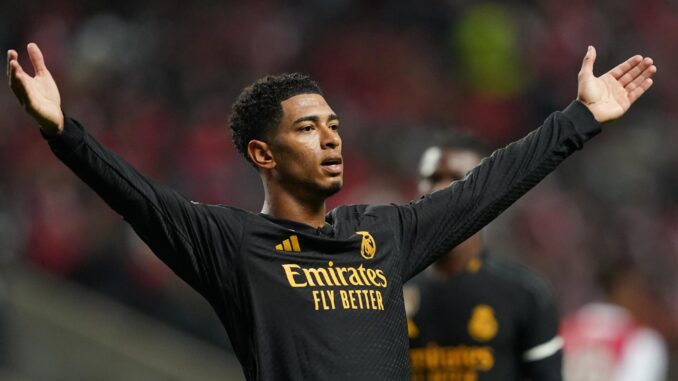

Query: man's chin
(322, 181), (343, 197)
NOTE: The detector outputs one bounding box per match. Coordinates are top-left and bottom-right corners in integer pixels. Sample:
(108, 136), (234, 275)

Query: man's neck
(261, 182), (327, 228)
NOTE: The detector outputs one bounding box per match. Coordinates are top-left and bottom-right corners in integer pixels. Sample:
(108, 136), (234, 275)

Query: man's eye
(300, 126), (313, 132)
(330, 124), (339, 131)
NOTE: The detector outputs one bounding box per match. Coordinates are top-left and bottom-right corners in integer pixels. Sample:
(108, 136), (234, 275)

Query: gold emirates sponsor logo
(410, 344), (495, 381)
(282, 261), (388, 288)
(282, 261), (389, 311)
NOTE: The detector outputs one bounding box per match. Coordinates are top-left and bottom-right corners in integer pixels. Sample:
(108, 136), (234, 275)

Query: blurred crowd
(1, 0), (677, 356)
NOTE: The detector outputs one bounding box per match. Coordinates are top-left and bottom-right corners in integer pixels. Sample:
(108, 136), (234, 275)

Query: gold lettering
(477, 347), (494, 370)
(282, 263), (388, 289)
(461, 348), (472, 368)
(340, 290), (350, 309)
(375, 269), (388, 287)
(335, 267), (350, 286)
(302, 267), (333, 286)
(369, 290), (377, 309)
(327, 262), (341, 286)
(349, 290), (358, 309)
(312, 290), (337, 310)
(327, 290), (336, 309)
(358, 265), (370, 285)
(409, 345), (494, 375)
(410, 349), (426, 369)
(330, 289), (387, 311)
(322, 290), (330, 310)
(425, 343), (441, 369)
(282, 264), (307, 287)
(359, 290), (367, 309)
(366, 269), (378, 285)
(312, 290), (322, 310)
(347, 268), (365, 286)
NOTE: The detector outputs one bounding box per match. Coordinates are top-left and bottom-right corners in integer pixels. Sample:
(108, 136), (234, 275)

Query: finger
(618, 57), (653, 87)
(578, 46), (597, 79)
(625, 64), (657, 92)
(628, 78), (654, 104)
(6, 49), (18, 79)
(27, 42), (48, 75)
(9, 59), (28, 85)
(607, 54), (643, 80)
(9, 60), (30, 103)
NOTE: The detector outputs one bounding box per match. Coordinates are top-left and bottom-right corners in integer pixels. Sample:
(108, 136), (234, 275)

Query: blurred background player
(561, 257), (668, 381)
(406, 132), (563, 381)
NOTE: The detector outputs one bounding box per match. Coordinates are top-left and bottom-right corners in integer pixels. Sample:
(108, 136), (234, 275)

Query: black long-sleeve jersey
(406, 252), (563, 381)
(43, 101), (599, 380)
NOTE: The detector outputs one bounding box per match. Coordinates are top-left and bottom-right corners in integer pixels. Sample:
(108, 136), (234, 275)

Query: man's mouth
(321, 157), (343, 174)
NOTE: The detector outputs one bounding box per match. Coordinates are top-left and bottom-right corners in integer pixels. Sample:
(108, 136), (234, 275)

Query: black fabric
(44, 100), (598, 381)
(406, 252), (563, 381)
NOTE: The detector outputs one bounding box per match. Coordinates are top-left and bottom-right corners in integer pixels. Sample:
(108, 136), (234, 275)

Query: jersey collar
(258, 213), (335, 236)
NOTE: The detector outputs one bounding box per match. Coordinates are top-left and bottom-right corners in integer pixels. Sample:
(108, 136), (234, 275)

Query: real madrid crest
(468, 304), (498, 342)
(355, 231), (376, 259)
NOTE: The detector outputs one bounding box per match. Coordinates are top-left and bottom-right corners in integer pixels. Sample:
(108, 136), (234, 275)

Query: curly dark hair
(229, 73), (323, 166)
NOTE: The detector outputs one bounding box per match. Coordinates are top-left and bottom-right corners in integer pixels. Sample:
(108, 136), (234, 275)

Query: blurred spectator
(561, 258), (669, 381)
(406, 132), (562, 381)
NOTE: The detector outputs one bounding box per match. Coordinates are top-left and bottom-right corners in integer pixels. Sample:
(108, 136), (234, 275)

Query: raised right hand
(7, 42), (64, 135)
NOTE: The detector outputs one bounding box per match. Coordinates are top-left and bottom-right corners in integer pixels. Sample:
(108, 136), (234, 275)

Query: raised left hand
(577, 46), (657, 123)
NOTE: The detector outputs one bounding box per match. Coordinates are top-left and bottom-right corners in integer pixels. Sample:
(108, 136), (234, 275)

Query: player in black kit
(406, 133), (563, 381)
(7, 43), (656, 381)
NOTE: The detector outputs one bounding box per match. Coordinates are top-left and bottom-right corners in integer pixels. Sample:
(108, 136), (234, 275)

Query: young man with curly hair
(7, 43), (656, 380)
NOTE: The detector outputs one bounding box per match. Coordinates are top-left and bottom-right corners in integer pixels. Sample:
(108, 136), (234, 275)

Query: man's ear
(247, 139), (276, 170)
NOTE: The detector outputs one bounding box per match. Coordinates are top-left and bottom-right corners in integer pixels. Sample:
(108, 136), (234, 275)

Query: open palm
(577, 46), (657, 123)
(7, 43), (63, 135)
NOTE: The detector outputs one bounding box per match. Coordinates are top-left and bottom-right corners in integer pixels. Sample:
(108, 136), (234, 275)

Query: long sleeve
(397, 101), (601, 280)
(44, 117), (244, 296)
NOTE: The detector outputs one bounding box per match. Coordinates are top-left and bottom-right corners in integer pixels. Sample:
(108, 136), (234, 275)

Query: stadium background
(1, 0), (677, 379)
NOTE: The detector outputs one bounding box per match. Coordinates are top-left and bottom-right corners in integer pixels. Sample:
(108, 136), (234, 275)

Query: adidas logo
(275, 235), (301, 253)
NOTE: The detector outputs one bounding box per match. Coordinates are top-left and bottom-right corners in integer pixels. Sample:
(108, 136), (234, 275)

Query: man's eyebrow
(292, 114), (340, 124)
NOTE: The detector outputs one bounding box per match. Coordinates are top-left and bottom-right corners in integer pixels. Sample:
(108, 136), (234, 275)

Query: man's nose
(320, 126), (340, 149)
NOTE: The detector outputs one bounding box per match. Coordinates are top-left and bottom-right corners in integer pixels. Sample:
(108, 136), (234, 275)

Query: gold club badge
(468, 304), (498, 342)
(356, 231), (376, 259)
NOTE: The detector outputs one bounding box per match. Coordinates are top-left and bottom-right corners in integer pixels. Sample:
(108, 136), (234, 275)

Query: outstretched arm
(398, 47), (657, 279)
(6, 43), (242, 293)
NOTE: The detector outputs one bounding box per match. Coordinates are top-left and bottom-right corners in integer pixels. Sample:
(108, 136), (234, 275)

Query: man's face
(418, 147), (481, 194)
(270, 93), (343, 197)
